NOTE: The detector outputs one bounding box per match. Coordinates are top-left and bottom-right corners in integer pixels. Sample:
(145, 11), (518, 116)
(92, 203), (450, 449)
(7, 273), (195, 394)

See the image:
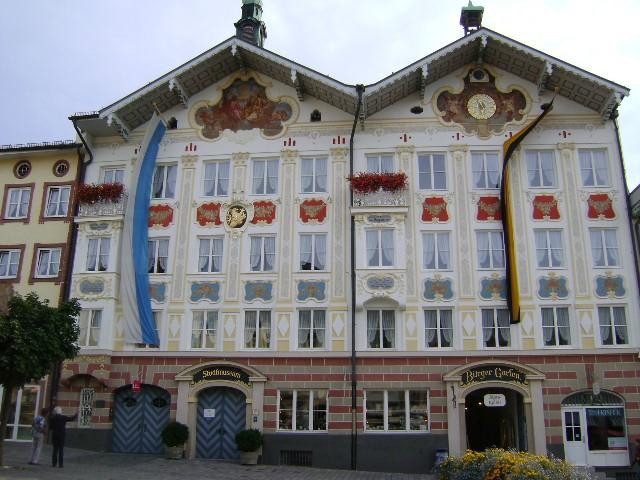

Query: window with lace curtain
(418, 153), (446, 190)
(78, 310), (101, 347)
(589, 229), (619, 267)
(244, 310), (271, 349)
(481, 308), (510, 348)
(299, 233), (326, 270)
(35, 247), (61, 278)
(424, 309), (453, 348)
(597, 306), (628, 346)
(252, 158), (278, 195)
(44, 186), (71, 217)
(534, 230), (563, 268)
(579, 149), (609, 187)
(86, 237), (110, 272)
(151, 164), (177, 199)
(202, 160), (230, 196)
(148, 238), (169, 274)
(526, 150), (556, 187)
(366, 229), (394, 267)
(191, 311), (217, 349)
(198, 237), (223, 273)
(422, 232), (450, 270)
(366, 310), (395, 349)
(0, 249), (20, 278)
(4, 187), (31, 219)
(101, 166), (124, 184)
(301, 156), (327, 193)
(249, 235), (275, 271)
(366, 154), (394, 173)
(476, 231), (505, 269)
(471, 152), (500, 189)
(298, 310), (325, 349)
(541, 307), (571, 347)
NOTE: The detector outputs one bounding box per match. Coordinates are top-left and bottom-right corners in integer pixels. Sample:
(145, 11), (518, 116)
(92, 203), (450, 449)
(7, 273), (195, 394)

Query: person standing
(49, 406), (77, 468)
(28, 408), (48, 465)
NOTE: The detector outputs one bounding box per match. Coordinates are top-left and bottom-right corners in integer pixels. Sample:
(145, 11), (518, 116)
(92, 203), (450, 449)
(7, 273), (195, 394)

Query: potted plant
(77, 182), (125, 204)
(347, 171), (408, 194)
(235, 428), (263, 465)
(161, 421), (189, 459)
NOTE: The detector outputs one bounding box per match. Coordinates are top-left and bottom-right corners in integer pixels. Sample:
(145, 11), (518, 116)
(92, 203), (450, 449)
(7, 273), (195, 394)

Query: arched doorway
(465, 387), (526, 451)
(196, 387), (246, 459)
(112, 384), (170, 454)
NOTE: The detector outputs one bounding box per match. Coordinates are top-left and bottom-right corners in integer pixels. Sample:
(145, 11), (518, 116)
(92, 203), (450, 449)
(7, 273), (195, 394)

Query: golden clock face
(225, 205), (247, 228)
(467, 94), (497, 120)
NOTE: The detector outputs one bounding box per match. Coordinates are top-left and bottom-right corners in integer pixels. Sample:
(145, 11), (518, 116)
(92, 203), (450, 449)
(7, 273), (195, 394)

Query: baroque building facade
(40, 2), (640, 473)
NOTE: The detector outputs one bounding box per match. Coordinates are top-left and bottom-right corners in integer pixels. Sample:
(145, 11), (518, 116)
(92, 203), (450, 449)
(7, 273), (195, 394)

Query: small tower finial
(460, 1), (484, 36)
(235, 0), (267, 47)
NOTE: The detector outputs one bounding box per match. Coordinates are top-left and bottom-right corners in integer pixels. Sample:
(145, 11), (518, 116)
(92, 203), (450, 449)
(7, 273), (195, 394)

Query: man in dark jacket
(49, 406), (77, 468)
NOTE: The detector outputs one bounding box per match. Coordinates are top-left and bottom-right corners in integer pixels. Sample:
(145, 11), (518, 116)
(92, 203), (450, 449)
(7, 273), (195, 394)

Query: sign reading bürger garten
(460, 365), (528, 387)
(191, 366), (250, 388)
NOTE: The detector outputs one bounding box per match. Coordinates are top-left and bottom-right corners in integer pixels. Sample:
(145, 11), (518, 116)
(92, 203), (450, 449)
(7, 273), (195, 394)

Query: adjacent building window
(298, 310), (325, 349)
(301, 156), (327, 193)
(278, 390), (327, 431)
(249, 235), (275, 272)
(590, 229), (619, 267)
(198, 237), (223, 273)
(579, 149), (609, 187)
(598, 306), (628, 346)
(86, 237), (110, 272)
(5, 187), (31, 219)
(252, 158), (278, 195)
(417, 153), (446, 190)
(191, 311), (218, 349)
(471, 152), (500, 189)
(366, 229), (394, 267)
(366, 154), (394, 173)
(476, 231), (505, 269)
(366, 310), (395, 349)
(534, 230), (564, 268)
(35, 248), (61, 278)
(102, 167), (124, 184)
(0, 249), (20, 278)
(422, 232), (450, 269)
(365, 390), (429, 432)
(148, 239), (169, 273)
(527, 150), (556, 187)
(541, 307), (571, 346)
(424, 309), (453, 348)
(79, 310), (101, 347)
(244, 310), (271, 349)
(203, 160), (230, 196)
(300, 233), (326, 270)
(482, 308), (510, 348)
(45, 186), (71, 217)
(152, 164), (177, 199)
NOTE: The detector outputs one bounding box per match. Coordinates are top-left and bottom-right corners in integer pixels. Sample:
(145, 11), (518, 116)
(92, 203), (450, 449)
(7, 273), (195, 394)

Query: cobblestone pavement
(0, 443), (435, 480)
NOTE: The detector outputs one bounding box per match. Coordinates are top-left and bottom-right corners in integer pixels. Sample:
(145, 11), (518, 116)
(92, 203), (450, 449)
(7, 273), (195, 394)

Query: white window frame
(198, 237), (224, 273)
(79, 309), (102, 348)
(424, 309), (454, 349)
(191, 310), (218, 349)
(148, 238), (170, 274)
(35, 247), (61, 278)
(4, 187), (31, 219)
(417, 153), (447, 190)
(471, 152), (500, 189)
(277, 390), (328, 432)
(249, 235), (276, 272)
(202, 160), (230, 197)
(526, 150), (557, 188)
(422, 231), (451, 270)
(86, 237), (111, 272)
(251, 158), (279, 195)
(366, 153), (394, 173)
(589, 229), (619, 268)
(579, 149), (609, 187)
(534, 229), (564, 268)
(300, 156), (328, 193)
(597, 306), (629, 346)
(0, 249), (21, 278)
(541, 306), (572, 347)
(101, 166), (125, 184)
(476, 231), (505, 269)
(364, 390), (430, 432)
(297, 309), (326, 349)
(366, 310), (396, 349)
(151, 164), (177, 199)
(244, 310), (272, 349)
(481, 308), (511, 349)
(299, 233), (327, 271)
(44, 185), (71, 217)
(366, 229), (394, 268)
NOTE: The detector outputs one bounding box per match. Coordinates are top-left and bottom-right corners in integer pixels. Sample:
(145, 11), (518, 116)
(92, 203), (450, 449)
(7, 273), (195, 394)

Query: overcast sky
(1, 0), (638, 189)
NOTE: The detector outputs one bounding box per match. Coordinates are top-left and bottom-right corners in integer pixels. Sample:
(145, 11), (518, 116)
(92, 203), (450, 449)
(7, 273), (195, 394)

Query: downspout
(349, 84), (365, 471)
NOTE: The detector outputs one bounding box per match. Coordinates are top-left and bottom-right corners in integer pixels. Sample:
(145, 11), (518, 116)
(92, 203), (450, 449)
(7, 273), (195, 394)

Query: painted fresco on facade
(480, 276), (507, 300)
(421, 197), (449, 222)
(587, 193), (616, 219)
(423, 277), (454, 301)
(148, 204), (173, 228)
(196, 202), (222, 226)
(477, 196), (501, 221)
(537, 274), (569, 299)
(251, 201), (276, 224)
(297, 281), (326, 301)
(149, 283), (166, 302)
(245, 281), (273, 301)
(532, 195), (560, 220)
(190, 282), (221, 302)
(300, 199), (327, 223)
(595, 274), (626, 298)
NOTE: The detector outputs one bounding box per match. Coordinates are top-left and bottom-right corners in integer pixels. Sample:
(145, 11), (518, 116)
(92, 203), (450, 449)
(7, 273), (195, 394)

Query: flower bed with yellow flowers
(437, 449), (592, 480)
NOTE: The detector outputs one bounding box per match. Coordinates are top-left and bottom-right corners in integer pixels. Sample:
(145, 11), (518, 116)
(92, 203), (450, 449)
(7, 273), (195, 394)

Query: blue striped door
(196, 388), (246, 459)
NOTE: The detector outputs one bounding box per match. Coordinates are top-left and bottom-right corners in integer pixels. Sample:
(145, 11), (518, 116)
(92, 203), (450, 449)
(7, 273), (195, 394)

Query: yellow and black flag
(501, 98), (554, 324)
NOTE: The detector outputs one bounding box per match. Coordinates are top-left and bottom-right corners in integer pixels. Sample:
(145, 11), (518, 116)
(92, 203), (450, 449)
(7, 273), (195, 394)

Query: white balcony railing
(352, 189), (409, 207)
(78, 194), (128, 217)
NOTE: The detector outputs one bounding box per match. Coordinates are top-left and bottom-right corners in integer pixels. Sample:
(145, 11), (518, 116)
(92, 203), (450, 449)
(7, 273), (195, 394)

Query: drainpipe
(349, 84), (365, 471)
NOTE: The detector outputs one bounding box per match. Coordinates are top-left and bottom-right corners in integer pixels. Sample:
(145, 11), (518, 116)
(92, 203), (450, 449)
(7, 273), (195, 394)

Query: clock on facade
(467, 93), (497, 120)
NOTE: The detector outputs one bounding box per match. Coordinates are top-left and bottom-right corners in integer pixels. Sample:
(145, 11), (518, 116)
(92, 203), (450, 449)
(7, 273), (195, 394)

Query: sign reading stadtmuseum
(460, 365), (528, 387)
(191, 366), (251, 388)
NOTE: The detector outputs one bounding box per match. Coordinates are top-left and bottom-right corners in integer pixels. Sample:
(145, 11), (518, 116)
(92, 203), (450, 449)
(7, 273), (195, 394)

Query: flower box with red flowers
(77, 182), (125, 204)
(346, 172), (408, 194)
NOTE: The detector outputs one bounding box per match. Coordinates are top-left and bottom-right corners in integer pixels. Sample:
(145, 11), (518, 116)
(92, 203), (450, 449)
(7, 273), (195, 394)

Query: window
(252, 159), (278, 195)
(203, 161), (230, 196)
(366, 310), (395, 349)
(0, 249), (20, 278)
(102, 167), (124, 184)
(35, 248), (61, 278)
(14, 161), (31, 179)
(424, 309), (453, 348)
(278, 390), (327, 431)
(366, 229), (393, 267)
(148, 239), (169, 274)
(44, 185), (71, 217)
(541, 307), (571, 346)
(150, 311), (161, 348)
(418, 153), (446, 189)
(366, 154), (394, 173)
(301, 157), (327, 193)
(476, 231), (505, 268)
(472, 152), (500, 189)
(299, 233), (326, 270)
(527, 150), (556, 187)
(534, 230), (564, 268)
(152, 164), (177, 199)
(598, 306), (628, 346)
(250, 236), (275, 272)
(244, 310), (271, 349)
(422, 232), (450, 269)
(86, 237), (110, 272)
(586, 407), (626, 451)
(78, 388), (94, 427)
(590, 229), (619, 267)
(579, 149), (609, 187)
(482, 308), (510, 348)
(79, 310), (101, 347)
(298, 310), (326, 349)
(5, 187), (31, 219)
(365, 390), (429, 432)
(198, 237), (223, 273)
(191, 311), (218, 349)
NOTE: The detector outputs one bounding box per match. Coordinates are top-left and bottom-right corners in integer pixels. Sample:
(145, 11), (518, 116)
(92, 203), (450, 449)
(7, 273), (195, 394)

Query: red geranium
(347, 172), (407, 194)
(77, 182), (125, 204)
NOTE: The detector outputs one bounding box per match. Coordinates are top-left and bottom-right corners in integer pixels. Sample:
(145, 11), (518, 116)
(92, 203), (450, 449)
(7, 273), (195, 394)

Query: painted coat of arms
(148, 204), (173, 228)
(587, 194), (615, 219)
(477, 196), (501, 221)
(532, 195), (560, 220)
(300, 199), (327, 223)
(421, 197), (449, 222)
(196, 202), (222, 226)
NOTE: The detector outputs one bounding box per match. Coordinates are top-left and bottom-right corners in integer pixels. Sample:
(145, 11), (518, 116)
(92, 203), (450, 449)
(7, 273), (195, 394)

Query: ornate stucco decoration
(296, 281), (327, 302)
(537, 273), (569, 300)
(423, 275), (455, 301)
(595, 273), (626, 299)
(190, 282), (221, 303)
(479, 274), (507, 300)
(73, 276), (114, 300)
(244, 281), (274, 302)
(221, 201), (254, 234)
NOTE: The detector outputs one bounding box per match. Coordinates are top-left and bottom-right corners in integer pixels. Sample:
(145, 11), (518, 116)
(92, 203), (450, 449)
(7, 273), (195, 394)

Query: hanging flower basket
(347, 172), (408, 194)
(77, 182), (125, 204)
